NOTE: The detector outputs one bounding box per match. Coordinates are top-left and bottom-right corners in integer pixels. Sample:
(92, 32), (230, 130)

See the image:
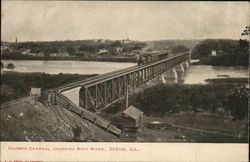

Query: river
(183, 65), (248, 84)
(1, 60), (136, 75)
(2, 60), (248, 84)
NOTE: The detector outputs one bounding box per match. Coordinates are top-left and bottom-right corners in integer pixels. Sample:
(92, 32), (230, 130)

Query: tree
(7, 63), (15, 69)
(239, 26), (249, 53)
(239, 39), (249, 52)
(170, 45), (189, 54)
(111, 40), (122, 47)
(72, 125), (82, 141)
(224, 85), (249, 120)
(79, 44), (97, 53)
(66, 46), (77, 55)
(1, 62), (3, 69)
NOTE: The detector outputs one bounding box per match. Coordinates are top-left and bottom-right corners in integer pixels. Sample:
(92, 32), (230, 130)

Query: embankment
(0, 95), (120, 142)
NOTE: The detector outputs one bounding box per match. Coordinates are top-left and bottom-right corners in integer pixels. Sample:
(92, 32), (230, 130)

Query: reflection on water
(163, 65), (248, 85)
(2, 60), (136, 74)
(183, 65), (248, 84)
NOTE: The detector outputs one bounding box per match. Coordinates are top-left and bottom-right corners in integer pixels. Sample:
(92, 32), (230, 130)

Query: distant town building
(1, 43), (14, 53)
(211, 49), (224, 57)
(122, 38), (132, 44)
(22, 49), (31, 55)
(122, 106), (144, 127)
(50, 52), (69, 57)
(37, 52), (44, 57)
(97, 49), (108, 54)
(211, 50), (217, 56)
(116, 47), (123, 52)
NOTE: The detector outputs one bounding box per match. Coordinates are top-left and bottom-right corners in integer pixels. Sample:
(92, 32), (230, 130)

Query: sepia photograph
(0, 1), (249, 161)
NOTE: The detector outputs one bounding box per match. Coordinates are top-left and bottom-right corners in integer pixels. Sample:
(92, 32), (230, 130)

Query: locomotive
(137, 51), (169, 65)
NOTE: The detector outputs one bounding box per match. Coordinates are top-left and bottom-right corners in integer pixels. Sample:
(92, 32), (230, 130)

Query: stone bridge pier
(161, 61), (190, 84)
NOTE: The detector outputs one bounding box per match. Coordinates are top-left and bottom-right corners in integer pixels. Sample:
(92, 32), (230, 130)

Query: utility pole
(125, 85), (130, 109)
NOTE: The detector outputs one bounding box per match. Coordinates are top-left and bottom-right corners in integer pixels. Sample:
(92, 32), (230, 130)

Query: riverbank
(191, 39), (249, 66)
(1, 72), (97, 104)
(101, 77), (248, 142)
(103, 77), (248, 115)
(192, 55), (249, 66)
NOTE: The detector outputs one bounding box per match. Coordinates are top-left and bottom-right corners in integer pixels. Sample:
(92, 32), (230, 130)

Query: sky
(1, 1), (250, 42)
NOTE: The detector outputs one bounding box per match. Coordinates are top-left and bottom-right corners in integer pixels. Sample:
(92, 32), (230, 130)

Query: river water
(2, 60), (136, 75)
(2, 60), (248, 84)
(183, 65), (248, 84)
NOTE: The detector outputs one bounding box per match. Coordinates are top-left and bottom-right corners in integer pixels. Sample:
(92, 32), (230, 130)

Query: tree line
(191, 39), (249, 66)
(2, 40), (146, 56)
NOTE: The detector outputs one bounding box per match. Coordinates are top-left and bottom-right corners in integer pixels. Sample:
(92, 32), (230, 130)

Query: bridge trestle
(78, 52), (190, 111)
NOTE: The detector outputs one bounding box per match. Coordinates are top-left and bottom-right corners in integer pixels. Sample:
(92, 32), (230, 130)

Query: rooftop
(122, 105), (143, 120)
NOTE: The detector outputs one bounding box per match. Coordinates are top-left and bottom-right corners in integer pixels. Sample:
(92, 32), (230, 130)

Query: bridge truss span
(45, 51), (190, 136)
(78, 52), (190, 111)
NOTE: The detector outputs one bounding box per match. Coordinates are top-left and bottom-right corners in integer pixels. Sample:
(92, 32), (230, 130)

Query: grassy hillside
(0, 95), (120, 142)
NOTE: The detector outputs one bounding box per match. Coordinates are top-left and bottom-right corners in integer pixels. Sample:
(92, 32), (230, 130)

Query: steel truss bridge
(55, 51), (190, 112)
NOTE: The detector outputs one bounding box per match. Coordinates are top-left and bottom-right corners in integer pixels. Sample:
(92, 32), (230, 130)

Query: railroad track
(57, 64), (139, 92)
(57, 52), (188, 92)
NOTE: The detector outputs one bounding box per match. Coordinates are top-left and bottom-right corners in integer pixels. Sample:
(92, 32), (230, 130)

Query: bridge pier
(161, 61), (190, 84)
(175, 64), (185, 73)
(175, 63), (187, 83)
(183, 61), (189, 69)
(162, 68), (178, 83)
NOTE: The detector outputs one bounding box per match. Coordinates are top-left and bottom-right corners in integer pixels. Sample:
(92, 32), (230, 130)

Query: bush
(0, 73), (96, 104)
(123, 79), (248, 116)
(6, 63), (15, 69)
(223, 85), (249, 120)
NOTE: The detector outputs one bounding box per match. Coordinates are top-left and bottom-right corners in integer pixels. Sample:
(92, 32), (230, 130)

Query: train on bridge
(137, 51), (169, 65)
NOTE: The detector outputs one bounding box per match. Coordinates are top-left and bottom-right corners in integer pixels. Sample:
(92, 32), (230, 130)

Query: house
(122, 38), (132, 44)
(116, 47), (123, 52)
(50, 52), (69, 57)
(22, 49), (31, 55)
(97, 49), (108, 54)
(122, 106), (144, 127)
(1, 44), (14, 53)
(211, 50), (217, 56)
(37, 52), (44, 57)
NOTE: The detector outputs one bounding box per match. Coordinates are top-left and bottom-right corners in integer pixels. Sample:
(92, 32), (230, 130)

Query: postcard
(1, 1), (249, 161)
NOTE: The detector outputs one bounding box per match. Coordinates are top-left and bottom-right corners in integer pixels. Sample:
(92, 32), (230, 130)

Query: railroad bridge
(47, 51), (191, 136)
